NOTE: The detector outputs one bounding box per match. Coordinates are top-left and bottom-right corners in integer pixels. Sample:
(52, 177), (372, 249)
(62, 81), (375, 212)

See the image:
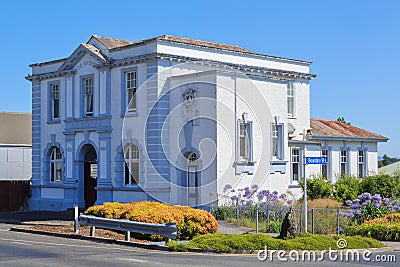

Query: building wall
(0, 146), (31, 181)
(306, 140), (379, 183)
(28, 37), (383, 211)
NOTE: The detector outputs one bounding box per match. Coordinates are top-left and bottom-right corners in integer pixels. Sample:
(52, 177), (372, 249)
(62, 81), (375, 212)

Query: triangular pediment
(57, 43), (108, 72)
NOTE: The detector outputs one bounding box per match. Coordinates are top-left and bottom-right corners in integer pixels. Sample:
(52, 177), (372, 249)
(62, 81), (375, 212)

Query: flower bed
(344, 212), (400, 241)
(84, 201), (218, 240)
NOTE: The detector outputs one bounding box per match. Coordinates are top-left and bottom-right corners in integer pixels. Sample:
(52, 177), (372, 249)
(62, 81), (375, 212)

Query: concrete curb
(10, 227), (172, 252)
(9, 227), (397, 255)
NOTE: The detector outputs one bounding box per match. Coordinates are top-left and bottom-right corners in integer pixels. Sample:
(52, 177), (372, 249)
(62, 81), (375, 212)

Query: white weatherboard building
(26, 35), (388, 211)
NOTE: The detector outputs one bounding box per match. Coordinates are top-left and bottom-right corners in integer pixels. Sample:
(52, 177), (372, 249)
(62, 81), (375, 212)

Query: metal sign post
(304, 156), (328, 233)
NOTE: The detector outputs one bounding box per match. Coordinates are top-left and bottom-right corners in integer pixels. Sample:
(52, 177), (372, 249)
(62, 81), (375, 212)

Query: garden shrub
(299, 176), (334, 200)
(340, 193), (400, 224)
(334, 175), (360, 203)
(84, 201), (218, 240)
(184, 233), (384, 252)
(266, 221), (281, 233)
(360, 174), (400, 199)
(364, 213), (400, 225)
(345, 223), (400, 241)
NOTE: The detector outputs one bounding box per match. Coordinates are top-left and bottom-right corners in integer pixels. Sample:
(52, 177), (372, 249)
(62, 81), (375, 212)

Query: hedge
(345, 223), (400, 241)
(344, 213), (400, 241)
(84, 201), (218, 240)
(179, 233), (384, 253)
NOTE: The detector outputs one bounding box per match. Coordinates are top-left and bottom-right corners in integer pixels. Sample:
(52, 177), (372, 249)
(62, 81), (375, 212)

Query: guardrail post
(90, 226), (96, 237)
(74, 204), (79, 234)
(125, 231), (130, 242)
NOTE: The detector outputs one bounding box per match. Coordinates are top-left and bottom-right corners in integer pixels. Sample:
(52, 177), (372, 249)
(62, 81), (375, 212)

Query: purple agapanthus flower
(251, 184), (259, 191)
(345, 200), (353, 206)
(231, 195), (238, 202)
(243, 187), (252, 198)
(372, 194), (381, 204)
(223, 184), (232, 193)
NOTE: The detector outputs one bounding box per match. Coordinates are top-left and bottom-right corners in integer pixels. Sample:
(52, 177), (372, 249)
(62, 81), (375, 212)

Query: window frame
(271, 122), (284, 160)
(321, 148), (328, 178)
(121, 66), (139, 116)
(340, 150), (347, 176)
(50, 147), (63, 183)
(126, 71), (137, 112)
(124, 143), (140, 186)
(291, 147), (300, 182)
(51, 83), (60, 119)
(47, 80), (61, 123)
(83, 77), (94, 117)
(287, 81), (294, 117)
(237, 120), (253, 163)
(358, 150), (364, 178)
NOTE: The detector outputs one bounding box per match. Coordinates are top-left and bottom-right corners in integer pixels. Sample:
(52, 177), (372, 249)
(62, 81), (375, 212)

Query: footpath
(1, 211), (399, 252)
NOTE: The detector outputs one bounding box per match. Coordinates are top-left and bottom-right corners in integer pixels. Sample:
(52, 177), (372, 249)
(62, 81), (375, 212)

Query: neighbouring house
(307, 118), (388, 182)
(0, 112), (32, 211)
(25, 35), (388, 211)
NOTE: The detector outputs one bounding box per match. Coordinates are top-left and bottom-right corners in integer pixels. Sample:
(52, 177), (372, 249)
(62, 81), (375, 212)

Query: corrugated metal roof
(0, 112), (32, 145)
(310, 118), (388, 141)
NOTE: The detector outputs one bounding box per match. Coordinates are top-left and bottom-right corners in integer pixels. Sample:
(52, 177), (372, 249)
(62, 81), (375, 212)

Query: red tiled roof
(310, 118), (388, 141)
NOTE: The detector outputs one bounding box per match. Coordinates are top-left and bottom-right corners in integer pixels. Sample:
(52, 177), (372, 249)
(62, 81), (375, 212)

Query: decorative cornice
(26, 52), (316, 82)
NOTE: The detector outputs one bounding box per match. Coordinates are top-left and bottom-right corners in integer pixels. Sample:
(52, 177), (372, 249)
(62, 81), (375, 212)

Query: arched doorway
(184, 151), (199, 207)
(82, 144), (97, 208)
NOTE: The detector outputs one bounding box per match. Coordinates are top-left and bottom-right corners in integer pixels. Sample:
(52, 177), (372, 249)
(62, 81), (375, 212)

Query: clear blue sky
(1, 0), (398, 157)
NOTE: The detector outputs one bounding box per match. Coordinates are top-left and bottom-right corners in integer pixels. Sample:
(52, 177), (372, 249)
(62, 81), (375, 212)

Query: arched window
(50, 147), (62, 182)
(124, 144), (139, 185)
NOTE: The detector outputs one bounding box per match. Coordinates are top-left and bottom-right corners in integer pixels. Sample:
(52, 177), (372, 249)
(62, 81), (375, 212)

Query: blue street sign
(306, 157), (328, 165)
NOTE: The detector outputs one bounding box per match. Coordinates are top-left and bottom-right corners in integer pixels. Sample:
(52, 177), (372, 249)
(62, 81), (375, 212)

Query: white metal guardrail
(78, 213), (177, 241)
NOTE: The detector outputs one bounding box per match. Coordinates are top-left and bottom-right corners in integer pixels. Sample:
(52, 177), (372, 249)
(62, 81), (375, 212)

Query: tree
(337, 116), (351, 125)
(383, 154), (391, 166)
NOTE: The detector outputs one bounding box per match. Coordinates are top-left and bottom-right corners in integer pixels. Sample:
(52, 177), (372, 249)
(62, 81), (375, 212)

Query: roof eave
(310, 136), (389, 143)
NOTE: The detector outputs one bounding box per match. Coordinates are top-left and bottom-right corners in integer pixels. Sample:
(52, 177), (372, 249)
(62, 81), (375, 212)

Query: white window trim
(84, 77), (93, 117)
(271, 122), (284, 161)
(126, 71), (137, 113)
(340, 149), (347, 176)
(124, 144), (140, 186)
(287, 81), (295, 117)
(50, 147), (62, 183)
(51, 83), (60, 119)
(291, 147), (300, 182)
(358, 150), (365, 178)
(237, 120), (253, 163)
(321, 148), (328, 178)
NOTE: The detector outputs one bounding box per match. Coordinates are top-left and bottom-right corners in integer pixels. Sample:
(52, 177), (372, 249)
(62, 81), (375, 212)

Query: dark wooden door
(84, 162), (97, 208)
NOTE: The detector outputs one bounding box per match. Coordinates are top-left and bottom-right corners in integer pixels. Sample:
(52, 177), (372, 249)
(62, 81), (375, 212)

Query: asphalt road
(0, 225), (398, 267)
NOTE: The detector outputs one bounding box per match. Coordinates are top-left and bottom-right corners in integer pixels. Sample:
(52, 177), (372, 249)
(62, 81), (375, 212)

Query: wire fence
(212, 205), (353, 235)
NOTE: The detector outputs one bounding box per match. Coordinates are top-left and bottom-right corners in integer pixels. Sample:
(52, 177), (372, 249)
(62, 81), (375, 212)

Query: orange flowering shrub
(84, 201), (218, 240)
(364, 213), (400, 225)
